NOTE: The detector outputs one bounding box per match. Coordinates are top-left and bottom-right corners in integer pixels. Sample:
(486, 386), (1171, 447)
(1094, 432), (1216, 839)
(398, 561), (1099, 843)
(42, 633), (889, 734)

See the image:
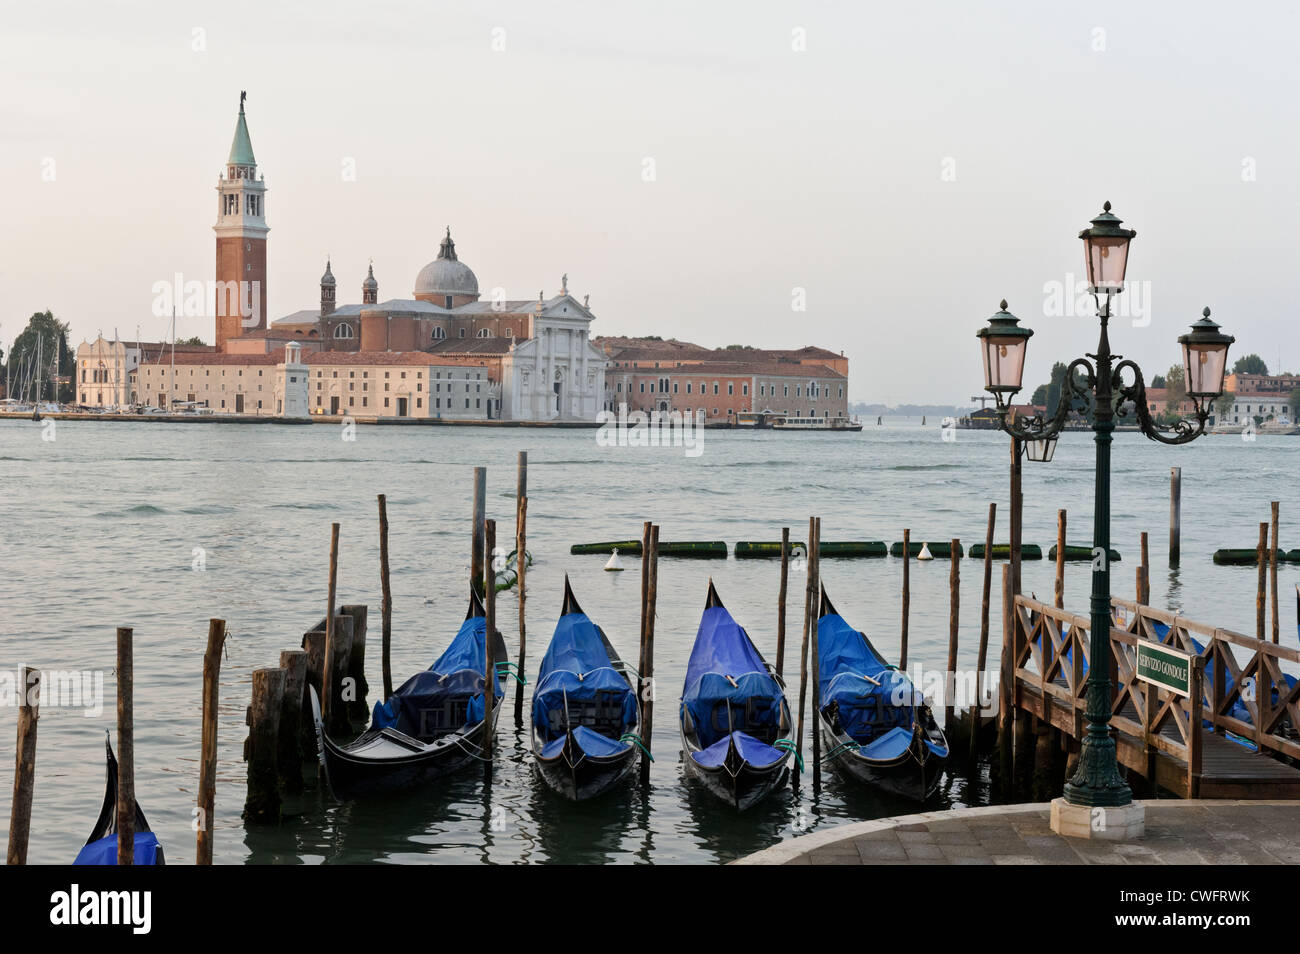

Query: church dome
(414, 228), (478, 299)
(320, 259), (336, 286)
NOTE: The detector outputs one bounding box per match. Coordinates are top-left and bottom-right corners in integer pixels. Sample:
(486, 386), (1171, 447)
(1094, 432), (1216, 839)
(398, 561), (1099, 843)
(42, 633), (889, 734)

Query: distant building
(74, 336), (216, 408)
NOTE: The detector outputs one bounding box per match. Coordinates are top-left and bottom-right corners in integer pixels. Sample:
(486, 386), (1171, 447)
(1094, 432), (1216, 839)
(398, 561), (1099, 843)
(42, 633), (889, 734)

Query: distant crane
(970, 395), (994, 409)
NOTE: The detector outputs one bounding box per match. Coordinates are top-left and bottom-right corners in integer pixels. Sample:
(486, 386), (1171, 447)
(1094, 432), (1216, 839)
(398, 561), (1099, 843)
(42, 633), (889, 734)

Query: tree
(4, 310), (74, 402)
(1164, 365), (1186, 407)
(177, 336), (207, 346)
(1214, 392), (1235, 420)
(1289, 387), (1300, 422)
(1030, 383), (1049, 406)
(1150, 374), (1166, 389)
(1232, 354), (1269, 376)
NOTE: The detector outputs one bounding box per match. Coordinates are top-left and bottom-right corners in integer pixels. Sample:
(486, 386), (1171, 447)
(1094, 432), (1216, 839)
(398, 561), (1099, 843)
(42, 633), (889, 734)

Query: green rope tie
(821, 740), (860, 763)
(773, 738), (805, 773)
(619, 733), (654, 761)
(494, 662), (526, 685)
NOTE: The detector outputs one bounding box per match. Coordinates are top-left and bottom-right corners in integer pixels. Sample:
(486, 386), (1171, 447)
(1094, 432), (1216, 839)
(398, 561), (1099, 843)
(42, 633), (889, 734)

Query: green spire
(227, 91), (256, 167)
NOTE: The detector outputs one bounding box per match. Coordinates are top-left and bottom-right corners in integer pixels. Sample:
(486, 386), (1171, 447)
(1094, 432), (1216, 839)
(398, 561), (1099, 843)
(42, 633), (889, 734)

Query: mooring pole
(484, 519), (497, 762)
(637, 521), (653, 783)
(1270, 501), (1280, 644)
(946, 538), (960, 734)
(640, 525), (659, 786)
(6, 667), (40, 865)
(472, 467), (486, 597)
(1054, 510), (1067, 609)
(377, 494), (393, 700)
(197, 619), (226, 865)
(794, 516), (815, 789)
(116, 626), (135, 866)
(810, 518), (823, 788)
(1256, 521), (1268, 642)
(974, 503), (995, 758)
(1169, 466), (1182, 567)
(514, 496), (528, 724)
(321, 522), (340, 731)
(776, 526), (790, 679)
(900, 527), (911, 669)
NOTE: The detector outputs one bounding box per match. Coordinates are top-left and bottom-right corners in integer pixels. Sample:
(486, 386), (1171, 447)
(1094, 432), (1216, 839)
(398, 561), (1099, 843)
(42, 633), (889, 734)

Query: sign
(1135, 642), (1192, 697)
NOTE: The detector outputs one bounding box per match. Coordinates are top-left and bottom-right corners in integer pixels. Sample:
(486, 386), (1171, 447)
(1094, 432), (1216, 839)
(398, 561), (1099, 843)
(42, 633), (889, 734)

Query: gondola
(73, 735), (165, 865)
(679, 580), (793, 810)
(817, 585), (948, 800)
(531, 576), (640, 800)
(312, 587), (507, 799)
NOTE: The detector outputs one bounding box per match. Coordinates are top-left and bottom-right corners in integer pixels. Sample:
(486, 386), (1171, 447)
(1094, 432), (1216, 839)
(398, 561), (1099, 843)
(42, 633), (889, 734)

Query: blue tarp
(691, 730), (785, 769)
(371, 615), (502, 735)
(818, 612), (926, 746)
(540, 724), (630, 759)
(74, 832), (161, 866)
(681, 603), (785, 749)
(532, 611), (636, 748)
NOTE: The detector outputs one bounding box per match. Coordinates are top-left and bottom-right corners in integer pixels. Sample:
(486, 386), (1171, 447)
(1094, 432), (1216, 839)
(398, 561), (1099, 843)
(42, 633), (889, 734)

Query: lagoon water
(1, 418), (1296, 863)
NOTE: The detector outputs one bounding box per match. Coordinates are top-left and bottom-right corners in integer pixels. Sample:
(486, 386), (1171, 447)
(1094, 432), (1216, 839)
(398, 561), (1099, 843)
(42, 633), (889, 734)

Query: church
(216, 94), (607, 422)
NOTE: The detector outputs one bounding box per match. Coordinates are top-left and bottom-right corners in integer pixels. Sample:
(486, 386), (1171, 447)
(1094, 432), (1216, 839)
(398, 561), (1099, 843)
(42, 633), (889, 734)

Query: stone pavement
(734, 800), (1300, 865)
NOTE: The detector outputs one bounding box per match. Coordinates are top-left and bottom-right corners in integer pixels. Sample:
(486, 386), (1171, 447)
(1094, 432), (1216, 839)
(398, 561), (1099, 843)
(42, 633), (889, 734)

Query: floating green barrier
(734, 541), (887, 558)
(969, 544), (1042, 560)
(569, 540), (727, 558)
(1213, 548), (1286, 565)
(1286, 549), (1300, 563)
(889, 541), (965, 558)
(1047, 544), (1120, 562)
(570, 540), (642, 555)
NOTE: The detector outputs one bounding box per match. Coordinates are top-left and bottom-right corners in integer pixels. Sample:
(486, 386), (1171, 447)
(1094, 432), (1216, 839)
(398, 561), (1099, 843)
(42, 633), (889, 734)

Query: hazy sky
(2, 1), (1296, 403)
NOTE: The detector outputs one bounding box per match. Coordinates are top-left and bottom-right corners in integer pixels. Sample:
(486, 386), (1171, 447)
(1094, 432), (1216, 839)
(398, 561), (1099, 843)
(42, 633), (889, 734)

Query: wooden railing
(1004, 588), (1299, 797)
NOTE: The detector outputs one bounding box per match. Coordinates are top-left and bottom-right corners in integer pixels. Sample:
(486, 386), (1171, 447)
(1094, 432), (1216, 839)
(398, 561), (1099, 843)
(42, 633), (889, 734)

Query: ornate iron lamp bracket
(997, 357), (1096, 442)
(1112, 359), (1209, 445)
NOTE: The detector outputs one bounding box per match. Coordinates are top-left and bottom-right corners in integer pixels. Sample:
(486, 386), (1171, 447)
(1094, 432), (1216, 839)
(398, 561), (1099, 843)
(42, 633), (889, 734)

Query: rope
(619, 733), (654, 761)
(821, 740), (860, 763)
(773, 738), (805, 773)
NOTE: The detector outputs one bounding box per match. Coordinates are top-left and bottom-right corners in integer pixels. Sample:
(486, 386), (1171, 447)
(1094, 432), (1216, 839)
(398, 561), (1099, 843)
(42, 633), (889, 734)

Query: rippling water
(1, 419), (1296, 863)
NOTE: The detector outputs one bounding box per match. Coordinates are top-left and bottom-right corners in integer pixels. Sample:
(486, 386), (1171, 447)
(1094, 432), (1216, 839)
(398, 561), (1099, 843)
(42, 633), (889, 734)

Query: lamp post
(977, 202), (1234, 826)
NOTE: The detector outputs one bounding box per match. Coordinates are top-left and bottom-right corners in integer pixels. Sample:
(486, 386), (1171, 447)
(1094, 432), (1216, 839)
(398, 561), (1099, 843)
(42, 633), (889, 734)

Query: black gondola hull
(533, 743), (639, 802)
(680, 726), (791, 811)
(819, 721), (947, 801)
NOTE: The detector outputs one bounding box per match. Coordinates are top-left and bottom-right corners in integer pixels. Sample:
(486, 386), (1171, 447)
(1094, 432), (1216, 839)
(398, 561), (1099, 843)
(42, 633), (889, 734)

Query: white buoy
(917, 542), (934, 561)
(604, 548), (625, 572)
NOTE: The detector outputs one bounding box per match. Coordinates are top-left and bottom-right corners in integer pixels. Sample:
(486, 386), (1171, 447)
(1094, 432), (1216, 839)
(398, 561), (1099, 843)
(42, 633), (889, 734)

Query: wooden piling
(1169, 466), (1182, 567)
(6, 667), (40, 865)
(243, 667), (286, 823)
(900, 527), (911, 670)
(116, 626), (134, 865)
(1054, 510), (1066, 609)
(300, 629), (325, 758)
(794, 516), (816, 787)
(946, 538), (960, 733)
(810, 518), (823, 787)
(514, 495), (528, 724)
(342, 604), (369, 722)
(1270, 501), (1280, 644)
(197, 620), (225, 865)
(1010, 439), (1023, 595)
(377, 493), (393, 700)
(277, 649), (307, 796)
(483, 519), (497, 762)
(640, 525), (659, 786)
(472, 467), (486, 596)
(1139, 531), (1150, 605)
(973, 503), (995, 759)
(327, 613), (354, 737)
(637, 522), (653, 783)
(321, 522), (340, 732)
(1256, 521), (1268, 641)
(997, 565), (1014, 792)
(776, 527), (790, 679)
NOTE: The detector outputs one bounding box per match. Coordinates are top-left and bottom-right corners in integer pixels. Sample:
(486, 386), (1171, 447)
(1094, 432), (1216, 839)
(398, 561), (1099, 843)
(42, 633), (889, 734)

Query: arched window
(477, 328), (493, 338)
(432, 327), (446, 340)
(334, 323), (354, 339)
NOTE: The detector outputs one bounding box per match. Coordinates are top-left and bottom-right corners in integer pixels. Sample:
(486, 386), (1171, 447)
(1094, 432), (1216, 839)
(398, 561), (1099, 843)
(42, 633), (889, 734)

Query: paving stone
(904, 844), (945, 861)
(992, 855), (1041, 865)
(855, 839), (908, 861)
(896, 830), (936, 844)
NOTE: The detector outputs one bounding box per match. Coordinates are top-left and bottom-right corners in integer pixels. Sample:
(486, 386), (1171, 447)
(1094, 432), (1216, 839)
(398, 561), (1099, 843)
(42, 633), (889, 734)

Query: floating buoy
(917, 542), (934, 561)
(605, 548), (625, 572)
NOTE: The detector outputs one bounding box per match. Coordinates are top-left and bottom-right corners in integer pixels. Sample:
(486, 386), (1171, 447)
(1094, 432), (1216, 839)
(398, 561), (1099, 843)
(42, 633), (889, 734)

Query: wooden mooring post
(514, 451), (528, 724)
(6, 666), (40, 865)
(1169, 466), (1182, 567)
(197, 620), (226, 865)
(1270, 501), (1280, 644)
(945, 537), (960, 734)
(996, 565), (1014, 793)
(321, 522), (340, 731)
(639, 525), (659, 786)
(116, 626), (135, 865)
(483, 519), (497, 763)
(471, 467), (486, 596)
(899, 527), (911, 669)
(243, 667), (286, 823)
(377, 493), (393, 700)
(776, 526), (790, 679)
(1256, 522), (1268, 641)
(1054, 510), (1066, 609)
(277, 649), (307, 795)
(794, 516), (817, 789)
(341, 604), (369, 722)
(1139, 531), (1150, 605)
(809, 518), (823, 788)
(973, 504), (995, 760)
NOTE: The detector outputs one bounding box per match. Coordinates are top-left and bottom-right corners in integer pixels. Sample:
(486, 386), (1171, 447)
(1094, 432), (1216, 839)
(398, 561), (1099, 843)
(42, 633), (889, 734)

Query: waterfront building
(74, 336), (215, 408)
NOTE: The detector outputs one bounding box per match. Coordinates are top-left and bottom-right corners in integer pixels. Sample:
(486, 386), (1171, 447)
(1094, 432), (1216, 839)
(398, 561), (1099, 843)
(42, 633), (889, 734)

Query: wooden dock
(1005, 590), (1300, 799)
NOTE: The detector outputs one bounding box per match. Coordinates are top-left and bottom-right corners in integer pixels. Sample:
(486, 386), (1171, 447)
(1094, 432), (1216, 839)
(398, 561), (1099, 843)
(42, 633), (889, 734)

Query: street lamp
(976, 202), (1233, 820)
(1024, 436), (1057, 463)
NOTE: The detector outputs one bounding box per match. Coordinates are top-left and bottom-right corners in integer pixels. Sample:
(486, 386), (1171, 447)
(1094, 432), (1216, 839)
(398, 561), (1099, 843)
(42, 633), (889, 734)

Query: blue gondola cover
(371, 614), (502, 735)
(533, 611), (636, 747)
(818, 612), (927, 745)
(681, 602), (784, 749)
(74, 832), (161, 866)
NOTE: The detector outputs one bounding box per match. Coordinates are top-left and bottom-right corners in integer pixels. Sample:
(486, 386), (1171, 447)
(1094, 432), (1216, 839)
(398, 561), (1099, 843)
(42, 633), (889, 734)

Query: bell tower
(214, 91), (269, 352)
